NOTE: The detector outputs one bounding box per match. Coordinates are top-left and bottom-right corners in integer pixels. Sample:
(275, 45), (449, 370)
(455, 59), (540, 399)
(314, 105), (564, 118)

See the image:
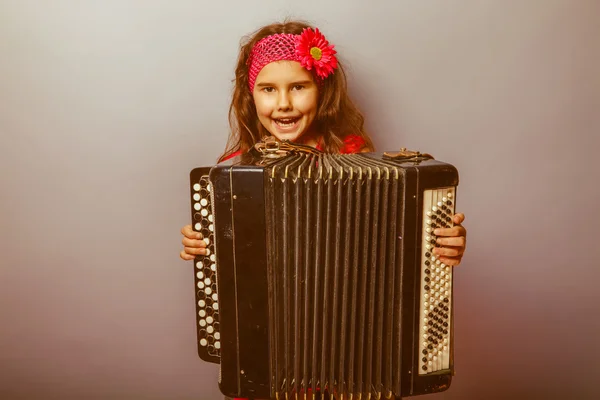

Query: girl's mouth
(274, 117), (301, 127)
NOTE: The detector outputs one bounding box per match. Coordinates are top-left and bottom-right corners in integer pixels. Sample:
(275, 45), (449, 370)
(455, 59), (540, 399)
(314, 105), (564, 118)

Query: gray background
(1, 0), (599, 399)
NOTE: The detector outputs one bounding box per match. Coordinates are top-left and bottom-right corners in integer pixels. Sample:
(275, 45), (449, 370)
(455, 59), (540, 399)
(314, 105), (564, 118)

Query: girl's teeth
(277, 119), (297, 126)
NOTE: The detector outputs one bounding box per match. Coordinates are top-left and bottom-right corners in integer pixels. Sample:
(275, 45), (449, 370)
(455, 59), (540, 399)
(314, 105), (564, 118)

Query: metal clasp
(255, 136), (288, 159)
(383, 147), (434, 162)
(254, 136), (323, 159)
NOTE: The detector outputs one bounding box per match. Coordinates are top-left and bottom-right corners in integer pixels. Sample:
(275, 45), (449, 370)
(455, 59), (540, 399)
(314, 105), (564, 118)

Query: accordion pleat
(266, 154), (403, 399)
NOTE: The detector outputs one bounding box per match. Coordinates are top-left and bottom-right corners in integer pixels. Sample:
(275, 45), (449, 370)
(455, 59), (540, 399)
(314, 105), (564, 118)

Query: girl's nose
(277, 92), (292, 110)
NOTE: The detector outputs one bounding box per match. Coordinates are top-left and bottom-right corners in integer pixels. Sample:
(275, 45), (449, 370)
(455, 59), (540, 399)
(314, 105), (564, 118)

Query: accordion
(188, 142), (459, 400)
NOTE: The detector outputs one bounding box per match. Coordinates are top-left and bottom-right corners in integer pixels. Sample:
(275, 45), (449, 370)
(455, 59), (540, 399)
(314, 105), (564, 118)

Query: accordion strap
(253, 136), (323, 159)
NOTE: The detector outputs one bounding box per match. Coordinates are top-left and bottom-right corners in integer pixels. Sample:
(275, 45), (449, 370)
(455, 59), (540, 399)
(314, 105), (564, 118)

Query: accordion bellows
(189, 150), (459, 400)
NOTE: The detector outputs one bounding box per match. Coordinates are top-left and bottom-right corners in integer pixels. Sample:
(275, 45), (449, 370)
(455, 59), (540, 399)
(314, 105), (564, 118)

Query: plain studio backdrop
(1, 0), (598, 399)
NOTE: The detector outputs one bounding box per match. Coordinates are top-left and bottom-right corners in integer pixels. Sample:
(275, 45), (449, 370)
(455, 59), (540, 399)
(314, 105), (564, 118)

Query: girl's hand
(180, 224), (208, 261)
(432, 213), (467, 266)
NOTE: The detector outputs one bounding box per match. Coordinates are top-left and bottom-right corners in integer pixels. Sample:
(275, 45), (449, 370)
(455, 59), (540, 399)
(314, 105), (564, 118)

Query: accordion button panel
(191, 174), (221, 360)
(418, 187), (455, 375)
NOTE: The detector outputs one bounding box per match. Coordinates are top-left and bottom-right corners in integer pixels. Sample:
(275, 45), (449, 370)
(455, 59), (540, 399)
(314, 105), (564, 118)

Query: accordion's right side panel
(401, 160), (459, 398)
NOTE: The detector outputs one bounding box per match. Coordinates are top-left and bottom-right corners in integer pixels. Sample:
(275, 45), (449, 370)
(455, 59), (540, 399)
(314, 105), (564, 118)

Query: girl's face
(252, 61), (319, 146)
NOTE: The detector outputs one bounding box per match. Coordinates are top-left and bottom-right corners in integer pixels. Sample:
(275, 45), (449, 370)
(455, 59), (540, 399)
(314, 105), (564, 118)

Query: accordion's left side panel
(189, 167), (222, 364)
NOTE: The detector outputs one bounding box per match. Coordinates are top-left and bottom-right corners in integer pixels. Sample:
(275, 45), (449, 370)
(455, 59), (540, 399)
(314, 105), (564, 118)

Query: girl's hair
(218, 19), (374, 162)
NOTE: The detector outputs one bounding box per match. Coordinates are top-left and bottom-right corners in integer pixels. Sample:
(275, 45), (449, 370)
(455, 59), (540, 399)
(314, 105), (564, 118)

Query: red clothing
(221, 134), (367, 163)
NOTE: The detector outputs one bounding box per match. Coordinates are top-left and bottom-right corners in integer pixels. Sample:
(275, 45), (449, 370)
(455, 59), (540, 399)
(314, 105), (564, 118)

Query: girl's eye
(293, 85), (304, 90)
(262, 87), (275, 93)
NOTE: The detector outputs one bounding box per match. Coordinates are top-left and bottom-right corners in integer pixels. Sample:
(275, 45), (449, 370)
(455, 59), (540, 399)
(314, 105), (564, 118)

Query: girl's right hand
(180, 224), (208, 261)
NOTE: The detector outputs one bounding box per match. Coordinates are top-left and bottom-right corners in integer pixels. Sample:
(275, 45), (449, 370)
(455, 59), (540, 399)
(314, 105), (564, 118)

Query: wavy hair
(219, 19), (374, 162)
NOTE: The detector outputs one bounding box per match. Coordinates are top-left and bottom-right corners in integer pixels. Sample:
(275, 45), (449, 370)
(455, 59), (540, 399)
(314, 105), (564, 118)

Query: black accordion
(188, 144), (459, 400)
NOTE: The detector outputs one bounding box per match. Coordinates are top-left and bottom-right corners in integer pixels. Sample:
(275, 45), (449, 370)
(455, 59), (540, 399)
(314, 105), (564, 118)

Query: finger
(182, 224), (203, 240)
(453, 213), (465, 224)
(184, 246), (208, 256)
(182, 237), (207, 248)
(433, 246), (463, 257)
(435, 236), (466, 248)
(180, 250), (195, 261)
(437, 256), (462, 267)
(434, 226), (466, 237)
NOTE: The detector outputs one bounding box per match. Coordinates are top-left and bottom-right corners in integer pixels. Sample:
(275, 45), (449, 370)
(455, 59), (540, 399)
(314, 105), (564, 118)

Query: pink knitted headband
(247, 27), (338, 91)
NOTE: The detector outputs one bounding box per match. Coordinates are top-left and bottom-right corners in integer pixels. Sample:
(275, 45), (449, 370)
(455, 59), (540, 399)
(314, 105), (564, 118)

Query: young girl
(179, 19), (467, 400)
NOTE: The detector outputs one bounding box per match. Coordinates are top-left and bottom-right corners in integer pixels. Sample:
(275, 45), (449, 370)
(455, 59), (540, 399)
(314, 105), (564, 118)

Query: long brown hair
(219, 19), (374, 162)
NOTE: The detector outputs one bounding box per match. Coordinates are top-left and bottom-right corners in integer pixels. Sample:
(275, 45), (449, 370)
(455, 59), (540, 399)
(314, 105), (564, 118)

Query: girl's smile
(272, 116), (301, 133)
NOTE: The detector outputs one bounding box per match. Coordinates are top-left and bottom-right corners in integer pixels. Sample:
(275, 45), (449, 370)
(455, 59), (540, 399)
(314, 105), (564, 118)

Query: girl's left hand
(432, 213), (467, 266)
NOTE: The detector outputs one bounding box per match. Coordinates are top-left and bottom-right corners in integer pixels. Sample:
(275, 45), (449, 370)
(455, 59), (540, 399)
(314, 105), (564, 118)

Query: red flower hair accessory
(295, 28), (338, 79)
(247, 28), (338, 91)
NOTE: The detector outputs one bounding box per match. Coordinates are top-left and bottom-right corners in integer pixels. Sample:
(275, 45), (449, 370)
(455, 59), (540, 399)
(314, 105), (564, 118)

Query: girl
(179, 19), (467, 400)
(180, 19), (466, 265)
